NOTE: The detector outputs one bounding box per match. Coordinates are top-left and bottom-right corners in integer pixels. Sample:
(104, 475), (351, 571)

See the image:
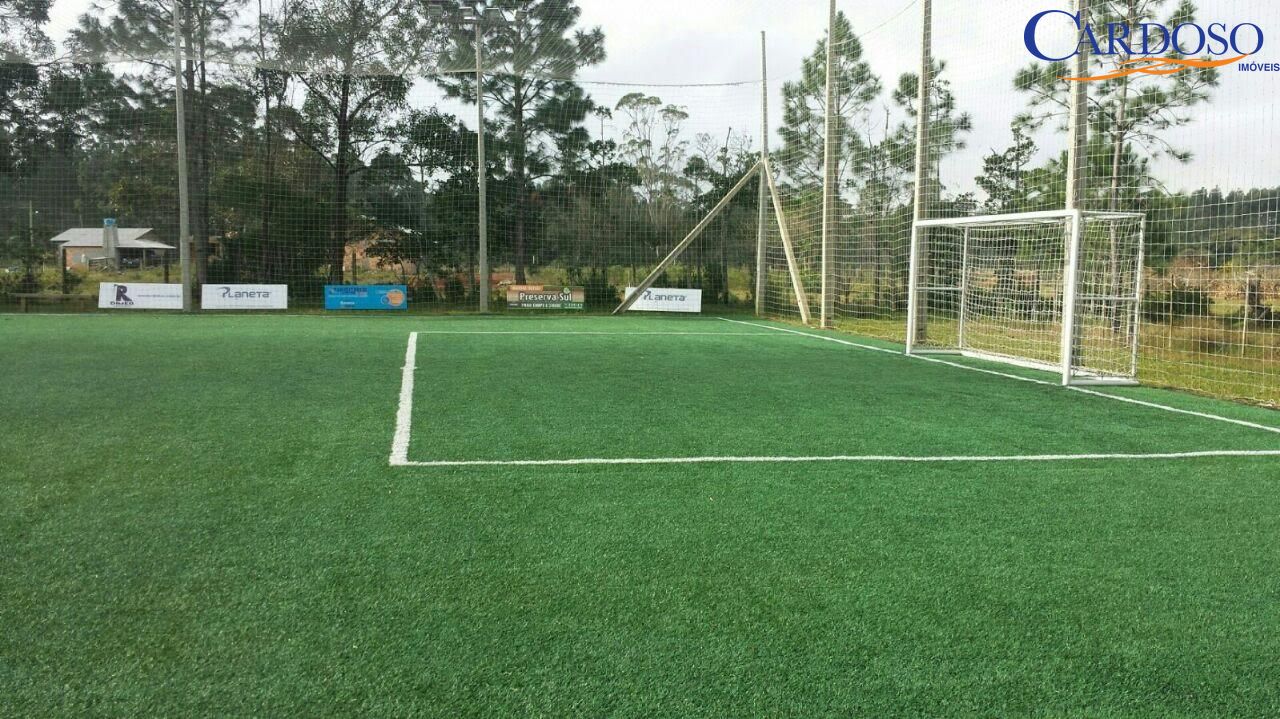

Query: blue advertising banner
(324, 285), (409, 311)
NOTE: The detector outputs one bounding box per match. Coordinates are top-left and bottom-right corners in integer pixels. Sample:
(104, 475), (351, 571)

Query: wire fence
(1, 0), (1276, 406)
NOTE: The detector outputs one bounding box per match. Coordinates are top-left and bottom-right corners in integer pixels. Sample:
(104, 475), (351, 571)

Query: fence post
(820, 0), (837, 328)
(909, 0), (933, 345)
(1063, 0), (1090, 363)
(755, 31), (769, 317)
(476, 18), (490, 313)
(173, 0), (193, 311)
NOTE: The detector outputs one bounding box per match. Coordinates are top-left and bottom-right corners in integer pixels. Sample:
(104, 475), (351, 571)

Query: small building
(49, 228), (176, 270)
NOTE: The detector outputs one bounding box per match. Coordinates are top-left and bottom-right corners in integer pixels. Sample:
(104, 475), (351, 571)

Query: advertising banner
(202, 284), (288, 310)
(324, 285), (409, 311)
(98, 283), (184, 310)
(624, 287), (703, 313)
(507, 285), (585, 310)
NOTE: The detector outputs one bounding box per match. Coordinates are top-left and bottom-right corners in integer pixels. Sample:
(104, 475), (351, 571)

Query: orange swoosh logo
(1061, 54), (1249, 82)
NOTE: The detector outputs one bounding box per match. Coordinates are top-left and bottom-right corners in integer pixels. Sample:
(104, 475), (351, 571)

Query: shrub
(1142, 288), (1213, 322)
(14, 272), (39, 294)
(440, 274), (467, 304)
(567, 268), (618, 309)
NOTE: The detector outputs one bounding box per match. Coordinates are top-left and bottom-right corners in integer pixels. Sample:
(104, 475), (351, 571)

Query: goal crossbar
(915, 209), (1145, 229)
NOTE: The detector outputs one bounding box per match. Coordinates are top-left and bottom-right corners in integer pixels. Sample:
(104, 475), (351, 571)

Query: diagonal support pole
(763, 159), (812, 325)
(614, 161), (763, 315)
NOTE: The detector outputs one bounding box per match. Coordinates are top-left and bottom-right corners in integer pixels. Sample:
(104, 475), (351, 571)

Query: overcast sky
(43, 0), (1279, 195)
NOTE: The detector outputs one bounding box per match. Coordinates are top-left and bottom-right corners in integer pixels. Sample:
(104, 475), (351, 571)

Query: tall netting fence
(1, 0), (767, 315)
(1, 0), (1276, 406)
(761, 2), (920, 327)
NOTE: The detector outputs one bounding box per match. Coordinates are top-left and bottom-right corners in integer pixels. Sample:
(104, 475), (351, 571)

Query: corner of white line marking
(389, 449), (1280, 468)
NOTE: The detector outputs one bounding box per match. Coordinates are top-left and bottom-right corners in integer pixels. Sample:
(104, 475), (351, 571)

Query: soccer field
(3, 313), (1280, 716)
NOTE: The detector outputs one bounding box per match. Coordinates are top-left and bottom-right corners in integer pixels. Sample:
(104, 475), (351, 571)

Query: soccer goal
(906, 210), (1145, 386)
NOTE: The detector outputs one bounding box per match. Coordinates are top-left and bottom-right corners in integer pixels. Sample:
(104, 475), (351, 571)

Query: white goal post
(906, 210), (1146, 386)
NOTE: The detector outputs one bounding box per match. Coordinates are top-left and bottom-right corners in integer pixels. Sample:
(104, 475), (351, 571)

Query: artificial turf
(2, 313), (1279, 717)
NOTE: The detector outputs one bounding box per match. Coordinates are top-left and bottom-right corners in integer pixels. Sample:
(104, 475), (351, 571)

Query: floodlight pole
(906, 0), (933, 350)
(432, 0), (503, 311)
(173, 0), (193, 311)
(820, 0), (837, 328)
(755, 31), (769, 317)
(475, 17), (489, 312)
(1065, 0), (1090, 211)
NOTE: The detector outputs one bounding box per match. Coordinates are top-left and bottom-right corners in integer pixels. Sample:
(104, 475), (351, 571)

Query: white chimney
(102, 218), (119, 268)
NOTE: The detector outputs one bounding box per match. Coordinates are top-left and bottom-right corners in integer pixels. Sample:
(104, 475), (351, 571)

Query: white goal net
(908, 210), (1144, 385)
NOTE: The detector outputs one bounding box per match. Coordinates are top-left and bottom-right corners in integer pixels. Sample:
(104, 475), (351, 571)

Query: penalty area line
(391, 450), (1280, 468)
(411, 331), (777, 336)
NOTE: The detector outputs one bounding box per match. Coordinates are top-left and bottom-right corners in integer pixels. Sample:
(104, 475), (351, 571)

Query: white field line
(395, 450), (1280, 468)
(390, 324), (1280, 468)
(412, 331), (774, 336)
(1064, 387), (1280, 435)
(719, 318), (1280, 437)
(718, 318), (1056, 386)
(389, 331), (419, 465)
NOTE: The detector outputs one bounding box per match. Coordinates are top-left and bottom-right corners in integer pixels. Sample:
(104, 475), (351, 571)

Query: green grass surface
(835, 315), (1280, 407)
(2, 313), (1279, 717)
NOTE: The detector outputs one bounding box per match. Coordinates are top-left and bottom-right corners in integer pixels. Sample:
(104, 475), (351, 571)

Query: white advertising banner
(98, 283), (184, 310)
(202, 284), (289, 310)
(624, 287), (703, 313)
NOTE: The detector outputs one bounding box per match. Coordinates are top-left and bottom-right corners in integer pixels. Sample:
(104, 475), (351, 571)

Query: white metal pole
(475, 18), (490, 312)
(1130, 221), (1146, 379)
(909, 0), (933, 346)
(1060, 211), (1084, 385)
(819, 0), (837, 328)
(755, 31), (769, 317)
(173, 0), (193, 311)
(905, 224), (921, 353)
(958, 227), (970, 349)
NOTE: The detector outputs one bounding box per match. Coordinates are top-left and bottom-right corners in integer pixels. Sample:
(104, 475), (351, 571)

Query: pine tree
(273, 0), (433, 283)
(73, 0), (249, 283)
(776, 10), (880, 190)
(1015, 0), (1219, 211)
(435, 0), (605, 284)
(976, 121), (1037, 213)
